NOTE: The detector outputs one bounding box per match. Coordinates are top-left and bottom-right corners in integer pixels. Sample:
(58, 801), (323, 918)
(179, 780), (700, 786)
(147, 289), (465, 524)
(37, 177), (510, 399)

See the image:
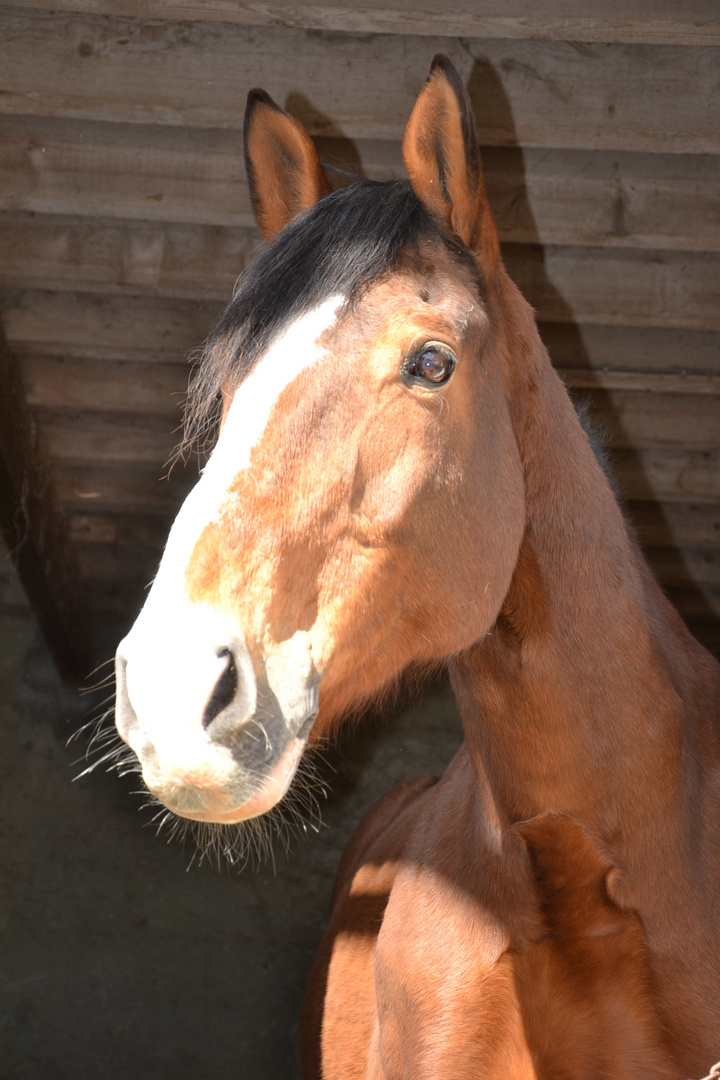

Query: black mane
(182, 180), (441, 454)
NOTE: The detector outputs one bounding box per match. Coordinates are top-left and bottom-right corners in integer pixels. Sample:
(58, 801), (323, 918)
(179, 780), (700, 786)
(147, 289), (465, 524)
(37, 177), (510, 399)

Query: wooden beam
(2, 214), (719, 331)
(1, 10), (719, 153)
(4, 292), (719, 379)
(30, 384), (718, 466)
(56, 461), (196, 512)
(8, 0), (720, 47)
(1, 289), (222, 361)
(609, 449), (720, 504)
(2, 117), (719, 254)
(0, 320), (93, 680)
(16, 356), (720, 420)
(64, 501), (718, 560)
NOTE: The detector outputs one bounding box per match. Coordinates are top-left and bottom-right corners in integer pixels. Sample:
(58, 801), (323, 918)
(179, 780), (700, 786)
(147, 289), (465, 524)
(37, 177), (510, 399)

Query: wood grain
(9, 0), (720, 47)
(5, 292), (719, 378)
(2, 215), (719, 331)
(0, 288), (222, 361)
(56, 461), (196, 510)
(1, 116), (718, 252)
(1, 10), (718, 152)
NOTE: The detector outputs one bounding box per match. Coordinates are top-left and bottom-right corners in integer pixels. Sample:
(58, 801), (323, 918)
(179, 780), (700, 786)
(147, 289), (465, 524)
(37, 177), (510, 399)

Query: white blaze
(119, 295), (345, 755)
(143, 293), (345, 610)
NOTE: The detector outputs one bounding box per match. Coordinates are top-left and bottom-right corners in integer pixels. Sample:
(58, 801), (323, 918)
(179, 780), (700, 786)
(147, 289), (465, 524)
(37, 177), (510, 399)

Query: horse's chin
(153, 733), (308, 824)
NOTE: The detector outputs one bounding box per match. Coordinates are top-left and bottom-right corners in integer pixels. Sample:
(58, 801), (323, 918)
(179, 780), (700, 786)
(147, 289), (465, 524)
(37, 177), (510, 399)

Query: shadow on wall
(463, 56), (717, 649)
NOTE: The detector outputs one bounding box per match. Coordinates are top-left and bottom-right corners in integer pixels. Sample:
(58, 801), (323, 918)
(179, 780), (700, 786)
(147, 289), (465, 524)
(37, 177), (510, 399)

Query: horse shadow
(463, 57), (716, 652)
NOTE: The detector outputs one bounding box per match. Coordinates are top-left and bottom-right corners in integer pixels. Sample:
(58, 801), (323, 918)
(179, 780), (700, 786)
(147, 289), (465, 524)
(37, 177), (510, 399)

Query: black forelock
(181, 180), (446, 454)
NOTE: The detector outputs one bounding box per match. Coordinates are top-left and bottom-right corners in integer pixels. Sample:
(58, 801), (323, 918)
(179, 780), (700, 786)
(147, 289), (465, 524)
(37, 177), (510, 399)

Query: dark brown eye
(402, 343), (456, 388)
(418, 348), (449, 382)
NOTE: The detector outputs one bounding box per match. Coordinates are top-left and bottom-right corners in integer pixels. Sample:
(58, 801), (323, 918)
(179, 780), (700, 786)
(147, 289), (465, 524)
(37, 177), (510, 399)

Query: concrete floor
(0, 611), (463, 1079)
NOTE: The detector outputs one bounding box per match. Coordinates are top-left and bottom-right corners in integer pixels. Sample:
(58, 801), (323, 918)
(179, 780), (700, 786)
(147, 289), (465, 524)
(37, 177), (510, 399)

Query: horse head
(114, 56), (527, 826)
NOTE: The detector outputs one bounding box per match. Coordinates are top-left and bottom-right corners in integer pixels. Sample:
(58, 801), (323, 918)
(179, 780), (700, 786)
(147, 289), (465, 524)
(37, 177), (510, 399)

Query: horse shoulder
(299, 772), (441, 1080)
(368, 757), (539, 1078)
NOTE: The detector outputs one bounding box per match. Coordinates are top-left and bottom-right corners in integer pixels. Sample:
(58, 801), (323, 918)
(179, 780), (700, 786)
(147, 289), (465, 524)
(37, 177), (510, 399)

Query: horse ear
(244, 89), (332, 241)
(402, 55), (500, 276)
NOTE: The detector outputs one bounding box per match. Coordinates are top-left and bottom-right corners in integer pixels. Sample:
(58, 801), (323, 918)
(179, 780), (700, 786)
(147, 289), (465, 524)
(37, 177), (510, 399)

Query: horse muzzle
(114, 605), (320, 823)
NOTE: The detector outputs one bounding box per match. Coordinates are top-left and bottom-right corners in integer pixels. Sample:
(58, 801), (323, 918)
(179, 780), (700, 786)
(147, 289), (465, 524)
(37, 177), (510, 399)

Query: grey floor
(0, 611), (463, 1079)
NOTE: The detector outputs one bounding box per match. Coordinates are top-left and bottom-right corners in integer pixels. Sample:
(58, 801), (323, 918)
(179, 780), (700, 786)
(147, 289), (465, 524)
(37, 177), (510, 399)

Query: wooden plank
(664, 586), (720, 622)
(503, 245), (720, 332)
(20, 355), (189, 415)
(488, 148), (720, 253)
(2, 116), (719, 253)
(74, 541), (162, 619)
(1, 10), (719, 152)
(0, 115), (254, 230)
(68, 510), (174, 548)
(29, 379), (720, 465)
(645, 546), (719, 587)
(18, 353), (720, 426)
(56, 461), (196, 511)
(609, 448), (720, 503)
(626, 501), (720, 551)
(2, 214), (719, 331)
(0, 322), (92, 678)
(69, 536), (720, 615)
(9, 1), (720, 46)
(41, 410), (180, 465)
(73, 544), (718, 643)
(578, 389), (719, 451)
(4, 292), (718, 379)
(68, 534), (720, 627)
(540, 324), (720, 377)
(38, 405), (720, 502)
(0, 288), (222, 361)
(76, 541), (163, 586)
(66, 501), (718, 555)
(559, 369), (720, 396)
(0, 212), (256, 302)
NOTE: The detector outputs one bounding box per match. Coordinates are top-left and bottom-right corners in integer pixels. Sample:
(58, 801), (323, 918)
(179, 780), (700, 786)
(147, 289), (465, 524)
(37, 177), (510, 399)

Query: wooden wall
(0, 1), (718, 670)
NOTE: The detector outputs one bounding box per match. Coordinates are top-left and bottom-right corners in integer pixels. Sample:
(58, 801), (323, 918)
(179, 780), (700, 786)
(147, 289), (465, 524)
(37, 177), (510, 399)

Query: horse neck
(450, 295), (720, 847)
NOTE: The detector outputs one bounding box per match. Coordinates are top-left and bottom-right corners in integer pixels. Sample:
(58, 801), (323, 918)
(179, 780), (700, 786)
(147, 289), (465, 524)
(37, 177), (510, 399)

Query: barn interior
(0, 3), (718, 1077)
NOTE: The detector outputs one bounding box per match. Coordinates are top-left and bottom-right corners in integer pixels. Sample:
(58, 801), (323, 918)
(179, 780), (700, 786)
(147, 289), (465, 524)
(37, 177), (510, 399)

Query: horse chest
(315, 798), (676, 1080)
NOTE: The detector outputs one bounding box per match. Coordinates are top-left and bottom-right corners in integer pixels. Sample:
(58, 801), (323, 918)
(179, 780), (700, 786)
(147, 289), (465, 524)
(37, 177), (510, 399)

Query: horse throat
(450, 364), (708, 837)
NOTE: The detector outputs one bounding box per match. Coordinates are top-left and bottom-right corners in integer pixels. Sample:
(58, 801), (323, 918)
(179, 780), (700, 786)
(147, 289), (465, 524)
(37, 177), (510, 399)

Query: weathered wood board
(2, 117), (719, 251)
(10, 0), (720, 46)
(2, 215), (718, 330)
(2, 10), (719, 152)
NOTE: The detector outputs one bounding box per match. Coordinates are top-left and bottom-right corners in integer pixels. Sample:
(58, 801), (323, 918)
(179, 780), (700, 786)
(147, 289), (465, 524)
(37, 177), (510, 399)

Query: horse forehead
(189, 294), (347, 516)
(353, 260), (482, 338)
(217, 295), (344, 440)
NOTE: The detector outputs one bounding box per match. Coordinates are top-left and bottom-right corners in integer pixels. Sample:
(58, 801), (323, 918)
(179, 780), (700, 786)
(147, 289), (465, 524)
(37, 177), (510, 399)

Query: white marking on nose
(119, 293), (345, 721)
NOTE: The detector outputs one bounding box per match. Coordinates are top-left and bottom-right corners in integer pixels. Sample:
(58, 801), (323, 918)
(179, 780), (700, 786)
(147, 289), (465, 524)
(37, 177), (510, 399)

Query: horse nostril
(202, 649), (238, 730)
(115, 649), (139, 741)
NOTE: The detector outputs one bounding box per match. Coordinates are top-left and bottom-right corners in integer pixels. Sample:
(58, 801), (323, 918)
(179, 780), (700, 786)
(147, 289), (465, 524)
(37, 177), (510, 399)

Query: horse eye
(404, 345), (456, 387)
(418, 348), (450, 382)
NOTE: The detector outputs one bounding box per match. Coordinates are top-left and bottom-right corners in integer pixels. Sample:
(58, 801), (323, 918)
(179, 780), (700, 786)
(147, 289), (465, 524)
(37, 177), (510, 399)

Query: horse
(114, 55), (720, 1078)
